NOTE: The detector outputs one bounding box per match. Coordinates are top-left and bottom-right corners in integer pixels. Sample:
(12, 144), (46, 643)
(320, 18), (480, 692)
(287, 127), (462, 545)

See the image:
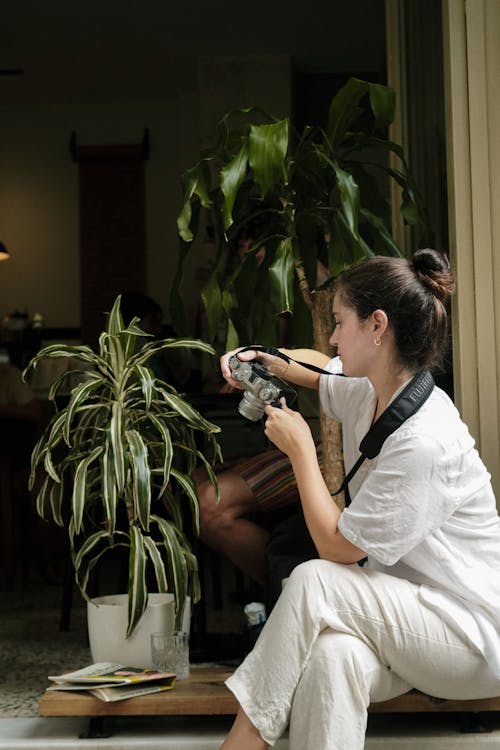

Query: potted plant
(24, 296), (221, 652)
(172, 76), (422, 497)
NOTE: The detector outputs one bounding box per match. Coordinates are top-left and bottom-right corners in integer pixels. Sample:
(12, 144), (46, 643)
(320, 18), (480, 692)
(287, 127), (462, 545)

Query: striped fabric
(236, 444), (323, 513)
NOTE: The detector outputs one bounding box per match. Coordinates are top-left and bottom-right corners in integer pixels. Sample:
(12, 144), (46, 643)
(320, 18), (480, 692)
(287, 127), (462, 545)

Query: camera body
(229, 355), (297, 421)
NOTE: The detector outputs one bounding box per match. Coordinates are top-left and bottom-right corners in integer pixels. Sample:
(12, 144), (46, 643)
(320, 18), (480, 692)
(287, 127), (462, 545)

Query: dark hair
(334, 249), (456, 370)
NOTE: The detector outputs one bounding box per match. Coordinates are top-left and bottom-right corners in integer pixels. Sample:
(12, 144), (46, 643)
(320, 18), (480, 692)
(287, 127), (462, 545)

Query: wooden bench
(38, 666), (500, 737)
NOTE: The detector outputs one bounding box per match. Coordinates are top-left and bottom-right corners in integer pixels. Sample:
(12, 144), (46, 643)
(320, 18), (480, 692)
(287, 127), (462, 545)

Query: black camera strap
(237, 346), (435, 505)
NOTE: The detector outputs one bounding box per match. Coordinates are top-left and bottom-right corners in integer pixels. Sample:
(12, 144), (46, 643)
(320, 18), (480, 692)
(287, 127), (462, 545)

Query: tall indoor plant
(24, 296), (221, 636)
(173, 76), (421, 497)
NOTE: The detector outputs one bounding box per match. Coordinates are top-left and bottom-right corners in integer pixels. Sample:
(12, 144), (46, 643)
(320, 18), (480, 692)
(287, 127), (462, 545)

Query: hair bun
(411, 248), (456, 302)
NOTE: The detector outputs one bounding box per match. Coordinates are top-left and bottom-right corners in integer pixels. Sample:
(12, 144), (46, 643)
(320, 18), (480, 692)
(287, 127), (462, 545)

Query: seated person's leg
(195, 447), (304, 584)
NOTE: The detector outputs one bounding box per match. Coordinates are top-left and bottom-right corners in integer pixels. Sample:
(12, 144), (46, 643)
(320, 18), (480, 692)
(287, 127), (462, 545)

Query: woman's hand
(263, 399), (316, 459)
(219, 347), (255, 390)
(219, 347), (287, 389)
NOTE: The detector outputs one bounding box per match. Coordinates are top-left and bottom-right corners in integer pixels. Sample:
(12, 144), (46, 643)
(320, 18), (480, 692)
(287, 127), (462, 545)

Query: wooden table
(39, 667), (236, 718)
(38, 666), (500, 737)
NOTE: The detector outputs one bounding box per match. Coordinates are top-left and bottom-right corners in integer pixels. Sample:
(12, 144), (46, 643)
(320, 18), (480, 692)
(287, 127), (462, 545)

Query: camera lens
(238, 392), (267, 421)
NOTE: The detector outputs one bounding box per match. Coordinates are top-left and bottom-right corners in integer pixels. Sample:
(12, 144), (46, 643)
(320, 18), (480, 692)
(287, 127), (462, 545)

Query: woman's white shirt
(319, 357), (500, 678)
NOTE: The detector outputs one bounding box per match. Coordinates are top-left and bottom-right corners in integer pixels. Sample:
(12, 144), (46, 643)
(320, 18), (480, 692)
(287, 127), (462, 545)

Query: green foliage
(172, 77), (422, 349)
(24, 296), (222, 636)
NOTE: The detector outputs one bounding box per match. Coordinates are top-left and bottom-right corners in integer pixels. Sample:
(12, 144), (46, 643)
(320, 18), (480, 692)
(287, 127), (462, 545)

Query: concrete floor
(1, 713), (500, 749)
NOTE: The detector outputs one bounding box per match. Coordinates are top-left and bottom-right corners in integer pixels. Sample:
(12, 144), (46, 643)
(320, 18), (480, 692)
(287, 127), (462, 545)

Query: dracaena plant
(172, 76), (423, 496)
(173, 77), (422, 348)
(24, 296), (221, 636)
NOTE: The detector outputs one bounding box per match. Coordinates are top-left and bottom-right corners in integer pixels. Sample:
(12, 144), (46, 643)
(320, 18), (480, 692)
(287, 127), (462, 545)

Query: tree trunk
(311, 288), (345, 509)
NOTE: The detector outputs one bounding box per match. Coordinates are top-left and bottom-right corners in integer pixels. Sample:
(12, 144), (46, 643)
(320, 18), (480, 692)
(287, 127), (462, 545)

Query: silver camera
(229, 355), (297, 421)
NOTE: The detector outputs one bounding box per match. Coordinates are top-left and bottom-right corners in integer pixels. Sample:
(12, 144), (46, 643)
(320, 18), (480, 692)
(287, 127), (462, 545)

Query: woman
(218, 249), (500, 750)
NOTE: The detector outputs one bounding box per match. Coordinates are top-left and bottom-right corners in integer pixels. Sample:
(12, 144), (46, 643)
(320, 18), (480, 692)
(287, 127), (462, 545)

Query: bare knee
(195, 470), (254, 543)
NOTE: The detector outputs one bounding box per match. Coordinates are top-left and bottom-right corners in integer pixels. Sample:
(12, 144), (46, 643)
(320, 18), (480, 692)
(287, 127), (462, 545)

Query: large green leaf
(177, 161), (214, 242)
(248, 120), (289, 198)
(360, 208), (403, 257)
(327, 77), (369, 147)
(368, 82), (396, 130)
(225, 314), (240, 351)
(201, 272), (224, 344)
(268, 237), (295, 314)
(220, 143), (249, 230)
(334, 163), (360, 241)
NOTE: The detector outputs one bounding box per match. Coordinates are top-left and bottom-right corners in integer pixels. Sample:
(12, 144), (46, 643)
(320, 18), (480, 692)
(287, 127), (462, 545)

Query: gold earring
(374, 338), (382, 347)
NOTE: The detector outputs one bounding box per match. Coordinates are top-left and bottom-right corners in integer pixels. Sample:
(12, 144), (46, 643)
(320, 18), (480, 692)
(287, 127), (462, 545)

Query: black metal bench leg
(79, 716), (113, 739)
(460, 711), (491, 733)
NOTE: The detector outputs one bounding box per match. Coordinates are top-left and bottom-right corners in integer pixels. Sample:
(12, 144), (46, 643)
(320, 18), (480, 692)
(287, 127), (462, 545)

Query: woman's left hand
(263, 399), (315, 459)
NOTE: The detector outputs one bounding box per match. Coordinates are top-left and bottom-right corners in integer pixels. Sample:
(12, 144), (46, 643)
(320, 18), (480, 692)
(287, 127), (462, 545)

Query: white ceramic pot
(87, 593), (175, 668)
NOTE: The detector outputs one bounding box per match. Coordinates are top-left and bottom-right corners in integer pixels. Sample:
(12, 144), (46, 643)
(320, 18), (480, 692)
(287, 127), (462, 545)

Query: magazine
(47, 662), (176, 702)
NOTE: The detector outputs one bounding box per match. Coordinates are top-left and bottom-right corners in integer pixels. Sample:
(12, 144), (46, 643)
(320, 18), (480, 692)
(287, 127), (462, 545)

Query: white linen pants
(226, 559), (500, 750)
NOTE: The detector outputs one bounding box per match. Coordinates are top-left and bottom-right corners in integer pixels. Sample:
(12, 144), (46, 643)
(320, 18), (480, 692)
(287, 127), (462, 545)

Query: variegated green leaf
(158, 388), (221, 434)
(63, 378), (104, 446)
(126, 429), (150, 530)
(35, 475), (51, 519)
(170, 469), (200, 536)
(49, 476), (65, 527)
(108, 334), (125, 378)
(129, 337), (215, 371)
(195, 452), (220, 504)
(143, 536), (169, 592)
(106, 295), (125, 336)
(152, 515), (188, 625)
(73, 528), (113, 571)
(148, 414), (173, 495)
(127, 526), (148, 637)
(101, 444), (117, 535)
(43, 448), (61, 483)
(159, 490), (184, 529)
(110, 401), (125, 493)
(134, 364), (154, 410)
(72, 446), (103, 534)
